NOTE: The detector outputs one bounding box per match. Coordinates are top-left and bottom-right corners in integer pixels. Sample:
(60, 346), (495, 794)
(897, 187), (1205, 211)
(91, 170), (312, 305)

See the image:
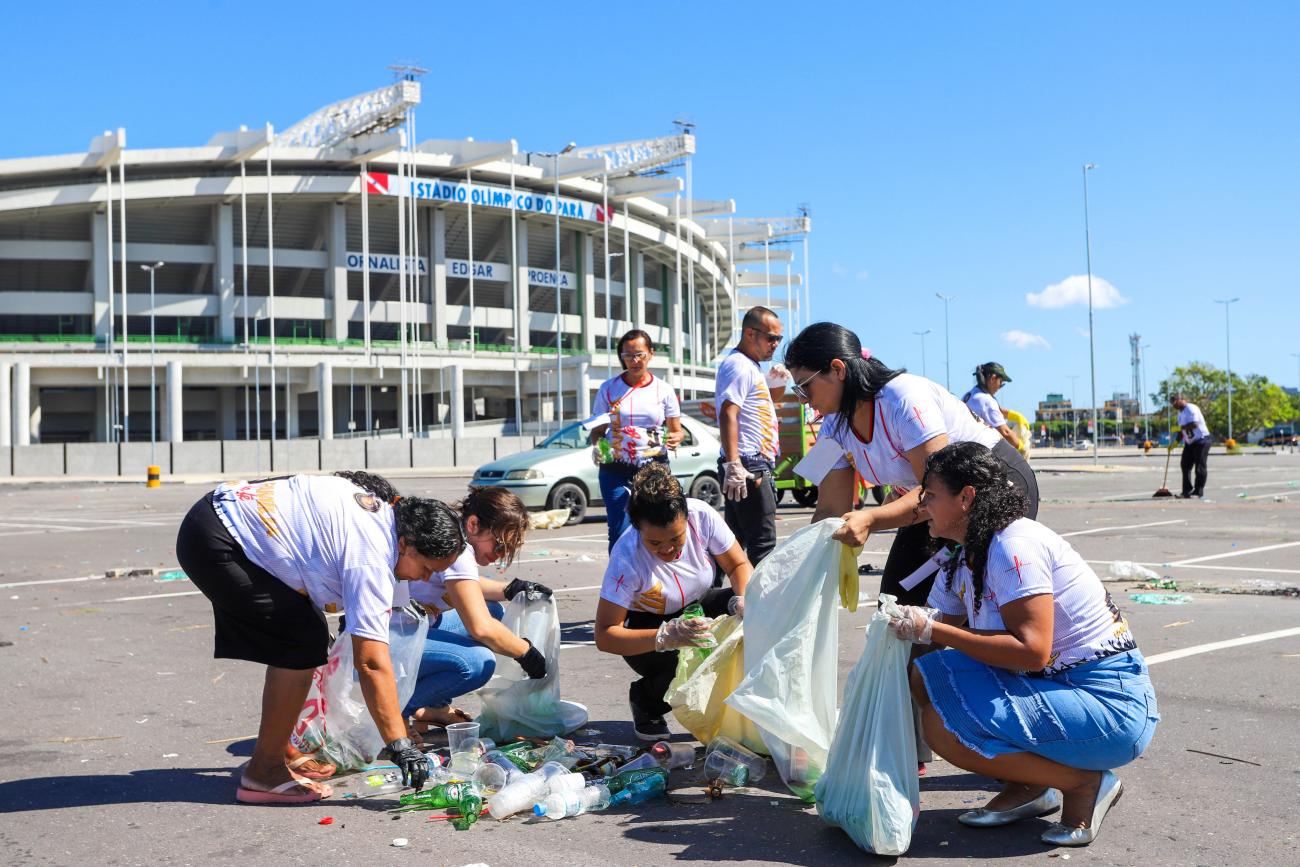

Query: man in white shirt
(714, 306), (788, 565)
(1171, 393), (1211, 498)
(962, 362), (1021, 451)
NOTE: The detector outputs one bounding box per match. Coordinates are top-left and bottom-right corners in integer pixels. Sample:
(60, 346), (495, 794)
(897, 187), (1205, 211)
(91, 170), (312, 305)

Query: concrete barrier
(366, 438), (411, 470)
(454, 438), (496, 469)
(172, 442), (222, 475)
(12, 443), (64, 476)
(272, 439), (320, 473)
(411, 438), (456, 470)
(221, 440), (272, 476)
(495, 436), (537, 459)
(119, 443), (158, 479)
(320, 439), (367, 472)
(65, 442), (118, 476)
(0, 448), (9, 477)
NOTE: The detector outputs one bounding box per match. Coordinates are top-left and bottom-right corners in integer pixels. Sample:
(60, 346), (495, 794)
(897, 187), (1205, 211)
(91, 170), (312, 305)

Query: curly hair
(455, 486), (529, 566)
(627, 462), (688, 529)
(923, 442), (1029, 615)
(392, 497), (465, 560)
(333, 470), (400, 503)
(783, 322), (906, 439)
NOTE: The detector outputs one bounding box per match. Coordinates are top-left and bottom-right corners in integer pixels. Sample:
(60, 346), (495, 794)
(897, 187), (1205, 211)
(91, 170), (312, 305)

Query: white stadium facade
(0, 78), (810, 473)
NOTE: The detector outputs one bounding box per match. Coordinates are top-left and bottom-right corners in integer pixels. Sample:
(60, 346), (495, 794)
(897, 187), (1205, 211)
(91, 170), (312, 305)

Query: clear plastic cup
(445, 721), (480, 753)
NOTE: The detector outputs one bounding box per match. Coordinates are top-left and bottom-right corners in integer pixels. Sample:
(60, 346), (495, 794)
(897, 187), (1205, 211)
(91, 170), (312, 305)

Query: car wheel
(775, 488), (786, 503)
(547, 481), (588, 525)
(690, 473), (724, 510)
(792, 486), (818, 507)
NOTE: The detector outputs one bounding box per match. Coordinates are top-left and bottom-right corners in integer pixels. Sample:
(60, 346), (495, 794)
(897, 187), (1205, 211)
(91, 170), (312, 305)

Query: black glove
(515, 638), (547, 679)
(382, 737), (429, 790)
(504, 579), (553, 601)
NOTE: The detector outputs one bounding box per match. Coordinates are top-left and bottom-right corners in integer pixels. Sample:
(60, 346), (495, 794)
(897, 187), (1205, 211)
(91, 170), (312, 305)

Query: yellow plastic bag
(839, 543), (862, 612)
(1004, 409), (1032, 458)
(664, 614), (767, 756)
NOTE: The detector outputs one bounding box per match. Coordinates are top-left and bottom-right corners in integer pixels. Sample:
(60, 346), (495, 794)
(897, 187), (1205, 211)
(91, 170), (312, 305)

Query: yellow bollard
(147, 465), (161, 488)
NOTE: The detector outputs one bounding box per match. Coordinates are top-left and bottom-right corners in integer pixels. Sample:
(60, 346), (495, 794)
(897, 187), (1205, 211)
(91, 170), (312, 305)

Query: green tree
(1154, 363), (1294, 438)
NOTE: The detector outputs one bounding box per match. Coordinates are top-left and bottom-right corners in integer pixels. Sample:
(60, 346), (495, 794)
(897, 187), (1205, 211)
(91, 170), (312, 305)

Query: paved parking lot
(0, 451), (1297, 865)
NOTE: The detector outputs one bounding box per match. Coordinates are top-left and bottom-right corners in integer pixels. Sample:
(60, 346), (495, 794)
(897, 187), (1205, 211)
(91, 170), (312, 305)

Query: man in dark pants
(1172, 393), (1211, 498)
(715, 306), (788, 566)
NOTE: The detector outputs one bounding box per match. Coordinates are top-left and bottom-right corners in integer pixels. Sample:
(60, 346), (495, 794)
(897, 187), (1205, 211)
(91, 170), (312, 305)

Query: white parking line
(1146, 626), (1300, 666)
(0, 574), (104, 590)
(1167, 541), (1300, 567)
(1083, 559), (1300, 577)
(105, 590), (203, 603)
(1061, 519), (1187, 538)
(1219, 479), (1300, 490)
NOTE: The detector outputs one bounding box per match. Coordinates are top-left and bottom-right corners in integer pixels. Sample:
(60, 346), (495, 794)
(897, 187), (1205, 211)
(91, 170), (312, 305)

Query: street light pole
(1082, 163), (1099, 465)
(1215, 298), (1239, 440)
(139, 261), (165, 466)
(935, 293), (954, 391)
(1142, 343), (1151, 442)
(913, 329), (931, 379)
(1067, 373), (1080, 446)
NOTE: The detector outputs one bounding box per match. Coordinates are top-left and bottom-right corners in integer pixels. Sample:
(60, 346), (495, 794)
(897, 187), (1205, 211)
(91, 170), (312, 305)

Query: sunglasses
(790, 370), (820, 401)
(747, 326), (783, 344)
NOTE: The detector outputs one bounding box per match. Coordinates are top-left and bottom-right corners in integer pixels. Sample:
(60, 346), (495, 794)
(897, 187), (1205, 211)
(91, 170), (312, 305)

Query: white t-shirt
(600, 499), (735, 615)
(1178, 403), (1211, 443)
(927, 518), (1137, 676)
(824, 374), (1002, 490)
(213, 475), (402, 643)
(714, 349), (779, 462)
(963, 387), (1007, 428)
(406, 545), (481, 614)
(592, 373), (681, 465)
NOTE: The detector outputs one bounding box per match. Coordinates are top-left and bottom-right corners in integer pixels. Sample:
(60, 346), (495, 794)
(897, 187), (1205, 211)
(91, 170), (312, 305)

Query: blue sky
(5, 1), (1298, 413)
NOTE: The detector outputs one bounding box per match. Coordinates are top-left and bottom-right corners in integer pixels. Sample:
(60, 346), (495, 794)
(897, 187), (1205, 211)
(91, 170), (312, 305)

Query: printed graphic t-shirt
(714, 349), (779, 462)
(592, 373), (681, 465)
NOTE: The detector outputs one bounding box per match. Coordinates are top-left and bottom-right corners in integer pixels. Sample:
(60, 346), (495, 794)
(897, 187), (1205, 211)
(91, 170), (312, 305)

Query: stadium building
(0, 78), (810, 465)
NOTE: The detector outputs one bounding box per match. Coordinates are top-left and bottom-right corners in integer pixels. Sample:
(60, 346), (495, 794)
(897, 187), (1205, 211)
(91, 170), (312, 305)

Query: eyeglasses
(619, 351), (649, 362)
(747, 326), (782, 344)
(790, 370), (820, 402)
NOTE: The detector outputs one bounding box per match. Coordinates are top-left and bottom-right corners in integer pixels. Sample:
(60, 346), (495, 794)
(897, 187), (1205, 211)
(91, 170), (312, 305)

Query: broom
(1153, 441), (1175, 498)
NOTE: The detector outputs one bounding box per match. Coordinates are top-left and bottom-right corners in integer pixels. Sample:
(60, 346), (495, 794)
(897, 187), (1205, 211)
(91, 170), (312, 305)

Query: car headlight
(505, 468), (545, 480)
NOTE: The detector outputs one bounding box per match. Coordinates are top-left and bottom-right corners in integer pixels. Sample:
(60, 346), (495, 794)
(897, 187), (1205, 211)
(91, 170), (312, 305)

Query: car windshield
(538, 422), (587, 450)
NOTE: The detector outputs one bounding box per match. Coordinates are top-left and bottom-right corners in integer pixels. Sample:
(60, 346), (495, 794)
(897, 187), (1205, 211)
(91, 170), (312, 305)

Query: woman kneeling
(893, 442), (1159, 847)
(594, 463), (752, 741)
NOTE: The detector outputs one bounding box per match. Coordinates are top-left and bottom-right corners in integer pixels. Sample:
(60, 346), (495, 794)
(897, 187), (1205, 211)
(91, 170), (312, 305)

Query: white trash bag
(726, 519), (846, 801)
(815, 594), (920, 856)
(476, 592), (588, 740)
(291, 606), (429, 771)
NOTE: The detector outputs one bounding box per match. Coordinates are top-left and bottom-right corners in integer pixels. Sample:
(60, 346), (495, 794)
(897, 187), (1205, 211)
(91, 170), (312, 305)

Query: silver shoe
(1041, 771), (1123, 847)
(958, 788), (1062, 827)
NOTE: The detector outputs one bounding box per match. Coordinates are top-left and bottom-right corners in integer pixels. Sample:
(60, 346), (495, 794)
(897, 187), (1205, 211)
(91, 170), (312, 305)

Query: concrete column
(577, 359), (591, 419)
(431, 207), (449, 346)
(286, 382), (300, 439)
(633, 251), (647, 327)
(579, 231), (596, 353)
(93, 377), (107, 442)
(326, 202), (348, 342)
(166, 360), (183, 443)
(0, 362), (10, 447)
(513, 214), (530, 350)
(448, 364), (465, 439)
(14, 363), (31, 445)
(90, 212), (112, 341)
(669, 263), (683, 364)
(214, 203), (236, 342)
(219, 387), (238, 440)
(317, 362), (334, 440)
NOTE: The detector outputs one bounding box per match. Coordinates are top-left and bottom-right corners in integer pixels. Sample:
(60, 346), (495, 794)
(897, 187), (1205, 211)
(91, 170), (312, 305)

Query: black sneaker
(630, 698), (670, 741)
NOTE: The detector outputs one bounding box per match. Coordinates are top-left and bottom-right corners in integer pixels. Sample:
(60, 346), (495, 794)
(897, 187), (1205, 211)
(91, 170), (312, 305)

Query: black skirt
(175, 493), (328, 670)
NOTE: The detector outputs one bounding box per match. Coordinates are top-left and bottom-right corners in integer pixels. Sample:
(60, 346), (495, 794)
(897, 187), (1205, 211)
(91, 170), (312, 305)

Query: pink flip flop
(236, 778), (332, 805)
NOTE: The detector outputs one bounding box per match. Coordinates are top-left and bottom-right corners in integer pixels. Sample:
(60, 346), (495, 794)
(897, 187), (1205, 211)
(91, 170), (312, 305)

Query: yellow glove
(839, 542), (863, 612)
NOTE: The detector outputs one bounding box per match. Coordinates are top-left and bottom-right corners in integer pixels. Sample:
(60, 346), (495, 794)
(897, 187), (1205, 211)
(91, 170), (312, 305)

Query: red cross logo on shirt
(614, 574), (626, 592)
(1008, 556), (1027, 584)
(912, 406), (925, 425)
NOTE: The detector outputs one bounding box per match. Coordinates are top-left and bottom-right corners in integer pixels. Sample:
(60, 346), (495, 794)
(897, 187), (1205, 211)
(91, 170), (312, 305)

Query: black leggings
(622, 587), (735, 717)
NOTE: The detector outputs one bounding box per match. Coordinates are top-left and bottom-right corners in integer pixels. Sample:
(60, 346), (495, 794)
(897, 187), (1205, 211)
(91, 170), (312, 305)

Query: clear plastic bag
(664, 614), (767, 756)
(291, 606), (429, 771)
(726, 519), (847, 801)
(814, 594), (920, 856)
(476, 593), (588, 740)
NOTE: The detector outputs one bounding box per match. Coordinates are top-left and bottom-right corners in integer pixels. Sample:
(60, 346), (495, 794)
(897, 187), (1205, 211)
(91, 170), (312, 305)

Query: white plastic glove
(727, 595), (745, 620)
(889, 605), (940, 644)
(765, 363), (791, 389)
(655, 616), (716, 651)
(591, 445), (604, 466)
(723, 460), (754, 501)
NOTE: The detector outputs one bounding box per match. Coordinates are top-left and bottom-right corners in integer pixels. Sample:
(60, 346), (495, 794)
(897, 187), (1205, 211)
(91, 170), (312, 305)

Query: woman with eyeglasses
(587, 328), (685, 549)
(784, 322), (1039, 770)
(403, 485), (554, 733)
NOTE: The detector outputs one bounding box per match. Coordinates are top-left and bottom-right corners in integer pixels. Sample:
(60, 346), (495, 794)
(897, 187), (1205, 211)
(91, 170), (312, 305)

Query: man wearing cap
(1171, 393), (1211, 498)
(962, 362), (1021, 450)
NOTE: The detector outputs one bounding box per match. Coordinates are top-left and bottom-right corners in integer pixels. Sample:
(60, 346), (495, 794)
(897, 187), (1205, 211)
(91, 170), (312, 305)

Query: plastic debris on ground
(154, 569), (189, 582)
(528, 509), (571, 530)
(1130, 593), (1193, 605)
(1104, 561), (1160, 583)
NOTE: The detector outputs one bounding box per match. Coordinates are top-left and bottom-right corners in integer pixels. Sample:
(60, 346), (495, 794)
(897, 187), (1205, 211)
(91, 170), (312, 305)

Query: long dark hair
(456, 486), (529, 566)
(334, 470), (464, 560)
(783, 322), (905, 438)
(627, 462), (689, 529)
(922, 443), (1028, 615)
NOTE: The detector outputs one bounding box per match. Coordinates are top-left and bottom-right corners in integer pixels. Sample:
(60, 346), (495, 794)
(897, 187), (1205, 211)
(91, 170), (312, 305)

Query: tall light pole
(606, 251), (625, 379)
(1067, 373), (1080, 445)
(1142, 343), (1151, 442)
(913, 329), (931, 378)
(538, 144), (575, 431)
(1215, 297), (1239, 440)
(935, 293), (955, 391)
(1082, 163), (1099, 465)
(139, 261), (165, 466)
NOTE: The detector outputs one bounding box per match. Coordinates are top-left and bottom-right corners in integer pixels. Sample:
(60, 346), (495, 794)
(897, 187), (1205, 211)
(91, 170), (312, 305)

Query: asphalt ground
(0, 452), (1297, 866)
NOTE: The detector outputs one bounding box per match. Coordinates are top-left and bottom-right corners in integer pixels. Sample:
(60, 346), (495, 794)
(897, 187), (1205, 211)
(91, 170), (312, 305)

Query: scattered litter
(8, 595), (17, 600)
(204, 735), (255, 745)
(391, 838), (408, 848)
(1130, 593), (1192, 605)
(1274, 495), (1289, 503)
(19, 626), (28, 631)
(46, 735), (122, 744)
(1186, 748), (1260, 767)
(939, 840), (949, 847)
(162, 753), (179, 758)
(531, 550), (552, 557)
(318, 816), (334, 825)
(1105, 561), (1160, 582)
(211, 672), (226, 684)
(135, 718), (149, 724)
(576, 554), (595, 563)
(856, 563), (876, 575)
(1162, 620), (1194, 629)
(529, 509), (571, 530)
(1236, 492), (1248, 499)
(155, 570), (189, 583)
(156, 672), (176, 676)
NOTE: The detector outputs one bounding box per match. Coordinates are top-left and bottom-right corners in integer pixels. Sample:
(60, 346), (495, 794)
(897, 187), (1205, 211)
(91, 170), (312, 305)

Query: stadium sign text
(345, 252), (429, 275)
(366, 172), (611, 223)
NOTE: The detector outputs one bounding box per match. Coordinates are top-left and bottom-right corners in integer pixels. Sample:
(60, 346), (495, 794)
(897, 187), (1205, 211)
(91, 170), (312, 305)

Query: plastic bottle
(596, 438), (614, 464)
(361, 770), (406, 795)
(605, 766), (668, 795)
(681, 601), (717, 655)
(540, 736), (583, 768)
(486, 761), (578, 820)
(703, 736), (767, 787)
(533, 783), (613, 820)
(649, 740), (696, 769)
(608, 771), (667, 806)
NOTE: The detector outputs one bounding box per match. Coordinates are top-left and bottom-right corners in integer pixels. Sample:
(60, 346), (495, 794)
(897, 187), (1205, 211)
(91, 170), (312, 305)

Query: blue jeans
(598, 463), (639, 551)
(402, 601), (504, 716)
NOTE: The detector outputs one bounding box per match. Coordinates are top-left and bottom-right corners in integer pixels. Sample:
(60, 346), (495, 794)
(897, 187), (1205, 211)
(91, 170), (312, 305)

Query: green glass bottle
(449, 795), (483, 830)
(605, 766), (667, 795)
(681, 602), (714, 659)
(397, 780), (475, 808)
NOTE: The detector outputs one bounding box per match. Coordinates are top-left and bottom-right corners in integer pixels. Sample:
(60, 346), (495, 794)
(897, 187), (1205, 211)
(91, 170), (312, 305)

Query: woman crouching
(893, 442), (1159, 847)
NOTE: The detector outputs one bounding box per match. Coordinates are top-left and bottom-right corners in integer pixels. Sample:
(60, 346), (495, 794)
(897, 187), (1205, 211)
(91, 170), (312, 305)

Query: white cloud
(855, 269), (870, 282)
(830, 262), (848, 278)
(1001, 329), (1052, 350)
(1075, 326), (1091, 339)
(1027, 275), (1127, 309)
